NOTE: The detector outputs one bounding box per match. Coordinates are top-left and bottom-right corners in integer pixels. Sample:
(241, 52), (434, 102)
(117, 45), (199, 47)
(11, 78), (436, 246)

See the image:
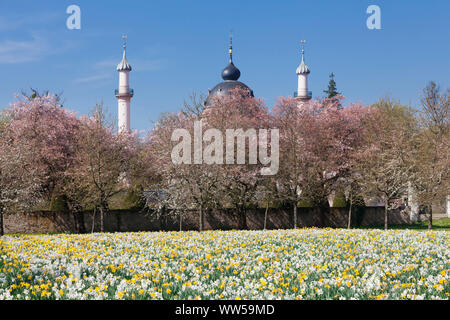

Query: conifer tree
(324, 73), (340, 98)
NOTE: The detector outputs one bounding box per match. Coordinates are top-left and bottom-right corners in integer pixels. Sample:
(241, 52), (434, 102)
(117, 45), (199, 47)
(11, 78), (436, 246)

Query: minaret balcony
(115, 88), (134, 97)
(294, 91), (312, 98)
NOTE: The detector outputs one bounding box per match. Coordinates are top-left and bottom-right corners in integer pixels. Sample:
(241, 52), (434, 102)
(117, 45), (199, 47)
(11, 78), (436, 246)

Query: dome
(296, 45), (310, 75)
(205, 33), (253, 106)
(117, 50), (132, 71)
(205, 80), (254, 106)
(296, 60), (310, 75)
(221, 62), (241, 81)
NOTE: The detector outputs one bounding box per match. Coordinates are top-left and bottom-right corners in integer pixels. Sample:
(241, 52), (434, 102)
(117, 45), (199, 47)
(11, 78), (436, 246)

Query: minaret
(115, 35), (133, 133)
(295, 40), (311, 102)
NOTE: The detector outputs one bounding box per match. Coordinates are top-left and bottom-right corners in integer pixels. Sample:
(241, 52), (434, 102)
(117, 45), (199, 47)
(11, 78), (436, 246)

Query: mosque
(113, 35), (450, 221)
(114, 34), (312, 133)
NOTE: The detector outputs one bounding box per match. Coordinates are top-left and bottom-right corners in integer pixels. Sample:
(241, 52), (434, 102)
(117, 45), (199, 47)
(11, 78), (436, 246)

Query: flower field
(0, 228), (449, 300)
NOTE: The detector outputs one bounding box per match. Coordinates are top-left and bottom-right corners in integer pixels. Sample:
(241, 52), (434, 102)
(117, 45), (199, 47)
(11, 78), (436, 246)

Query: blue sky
(0, 0), (448, 132)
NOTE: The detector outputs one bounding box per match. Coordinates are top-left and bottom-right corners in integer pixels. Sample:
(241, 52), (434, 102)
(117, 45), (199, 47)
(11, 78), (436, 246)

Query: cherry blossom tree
(329, 101), (370, 229)
(65, 103), (135, 232)
(148, 108), (223, 231)
(148, 89), (270, 230)
(273, 96), (367, 228)
(271, 97), (313, 228)
(303, 97), (368, 207)
(0, 113), (43, 236)
(205, 89), (269, 229)
(4, 94), (80, 205)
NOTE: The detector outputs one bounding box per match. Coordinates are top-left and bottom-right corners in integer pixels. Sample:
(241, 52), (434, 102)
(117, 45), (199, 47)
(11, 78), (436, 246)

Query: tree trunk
(384, 199), (389, 231)
(91, 207), (96, 233)
(428, 205), (433, 230)
(99, 205), (104, 233)
(198, 204), (203, 231)
(73, 212), (79, 233)
(0, 206), (4, 236)
(179, 212), (182, 232)
(347, 195), (352, 229)
(78, 211), (86, 233)
(239, 206), (248, 230)
(293, 202), (297, 229)
(158, 206), (165, 231)
(263, 202), (269, 230)
(72, 208), (86, 234)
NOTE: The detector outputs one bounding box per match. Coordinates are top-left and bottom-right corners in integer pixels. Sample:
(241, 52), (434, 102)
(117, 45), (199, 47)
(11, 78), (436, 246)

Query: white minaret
(116, 35), (133, 133)
(295, 40), (311, 102)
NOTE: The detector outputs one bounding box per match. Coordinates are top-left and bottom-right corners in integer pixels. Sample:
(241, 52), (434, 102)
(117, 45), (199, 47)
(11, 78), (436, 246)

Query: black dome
(205, 80), (254, 106)
(205, 34), (253, 106)
(221, 62), (241, 81)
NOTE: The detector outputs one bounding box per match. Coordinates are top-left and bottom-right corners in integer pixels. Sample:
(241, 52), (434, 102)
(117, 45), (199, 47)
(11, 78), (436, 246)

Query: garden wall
(3, 206), (411, 234)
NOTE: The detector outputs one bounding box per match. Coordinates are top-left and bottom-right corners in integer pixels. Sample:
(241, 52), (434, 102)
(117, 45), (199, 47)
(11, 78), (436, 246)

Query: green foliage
(323, 73), (340, 98)
(245, 203), (259, 210)
(0, 112), (9, 133)
(297, 198), (314, 208)
(258, 201), (284, 209)
(352, 194), (366, 207)
(370, 97), (418, 127)
(332, 193), (348, 208)
(49, 195), (69, 212)
(21, 88), (63, 107)
(123, 185), (145, 210)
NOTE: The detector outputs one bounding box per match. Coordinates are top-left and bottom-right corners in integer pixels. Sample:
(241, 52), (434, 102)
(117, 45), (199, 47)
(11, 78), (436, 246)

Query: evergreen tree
(324, 73), (340, 98)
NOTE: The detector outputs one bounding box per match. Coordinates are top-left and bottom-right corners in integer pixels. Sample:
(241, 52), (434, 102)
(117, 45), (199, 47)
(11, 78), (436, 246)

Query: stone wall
(3, 206), (411, 234)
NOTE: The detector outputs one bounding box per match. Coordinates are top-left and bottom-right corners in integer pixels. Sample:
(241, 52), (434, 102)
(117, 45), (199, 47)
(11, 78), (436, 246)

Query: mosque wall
(3, 206), (413, 234)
